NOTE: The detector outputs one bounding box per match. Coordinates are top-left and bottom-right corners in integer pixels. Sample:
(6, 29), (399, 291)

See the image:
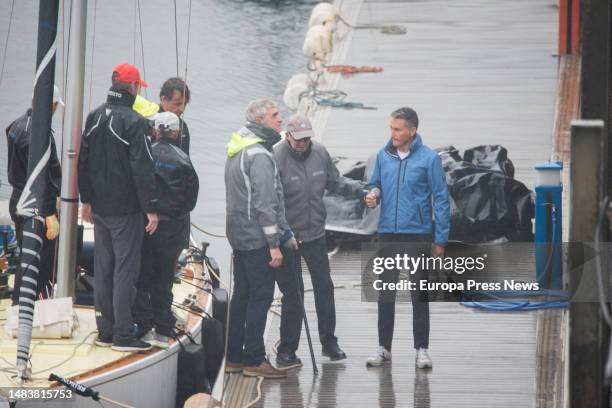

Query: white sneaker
(415, 348), (432, 369)
(366, 346), (392, 367)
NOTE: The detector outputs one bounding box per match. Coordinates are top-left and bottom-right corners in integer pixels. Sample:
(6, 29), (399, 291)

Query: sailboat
(0, 1), (226, 407)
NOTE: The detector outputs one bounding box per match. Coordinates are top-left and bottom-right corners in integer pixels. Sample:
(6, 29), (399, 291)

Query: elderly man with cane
(273, 115), (365, 368)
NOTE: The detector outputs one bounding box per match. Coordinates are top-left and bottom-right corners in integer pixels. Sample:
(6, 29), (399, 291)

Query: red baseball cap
(112, 63), (148, 87)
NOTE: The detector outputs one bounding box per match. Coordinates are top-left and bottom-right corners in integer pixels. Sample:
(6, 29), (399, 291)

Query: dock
(223, 0), (565, 407)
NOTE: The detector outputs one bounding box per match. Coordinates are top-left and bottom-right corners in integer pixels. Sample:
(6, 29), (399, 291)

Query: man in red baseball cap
(78, 62), (158, 352)
(112, 63), (148, 92)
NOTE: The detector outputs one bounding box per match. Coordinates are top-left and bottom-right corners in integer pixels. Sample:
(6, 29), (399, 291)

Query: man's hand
(269, 247), (283, 268)
(283, 236), (299, 250)
(45, 214), (60, 240)
(365, 191), (378, 209)
(80, 203), (93, 224)
(431, 244), (445, 258)
(145, 213), (159, 235)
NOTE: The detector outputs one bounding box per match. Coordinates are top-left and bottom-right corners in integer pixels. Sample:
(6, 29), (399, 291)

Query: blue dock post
(534, 162), (563, 289)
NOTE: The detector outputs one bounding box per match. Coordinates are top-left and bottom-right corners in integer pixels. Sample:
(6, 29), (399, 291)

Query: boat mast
(15, 0), (59, 377)
(56, 0), (87, 298)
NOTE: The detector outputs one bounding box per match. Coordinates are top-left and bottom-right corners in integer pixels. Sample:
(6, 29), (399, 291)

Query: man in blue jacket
(365, 107), (449, 369)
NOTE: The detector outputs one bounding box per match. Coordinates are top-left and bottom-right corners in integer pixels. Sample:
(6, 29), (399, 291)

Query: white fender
(283, 82), (310, 111)
(286, 73), (310, 89)
(303, 25), (332, 61)
(283, 73), (311, 110)
(309, 3), (341, 32)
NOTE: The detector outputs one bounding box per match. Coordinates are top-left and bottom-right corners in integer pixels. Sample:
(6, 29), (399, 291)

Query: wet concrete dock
(224, 0), (563, 406)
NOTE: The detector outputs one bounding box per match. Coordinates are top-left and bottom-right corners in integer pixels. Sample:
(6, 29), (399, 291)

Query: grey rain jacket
(225, 122), (290, 251)
(274, 139), (365, 243)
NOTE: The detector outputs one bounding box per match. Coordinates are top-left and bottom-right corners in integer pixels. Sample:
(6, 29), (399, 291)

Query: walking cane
(293, 248), (318, 375)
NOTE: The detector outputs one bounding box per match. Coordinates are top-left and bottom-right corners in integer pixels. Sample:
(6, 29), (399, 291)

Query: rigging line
(88, 0), (98, 112)
(190, 222), (226, 238)
(173, 0), (179, 77)
(133, 0), (137, 65)
(0, 0), (15, 90)
(184, 0), (192, 81)
(136, 0), (148, 98)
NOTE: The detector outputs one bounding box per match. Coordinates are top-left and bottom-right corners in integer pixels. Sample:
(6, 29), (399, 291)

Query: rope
(242, 376), (264, 408)
(88, 0), (98, 112)
(298, 69), (377, 109)
(173, 0), (179, 77)
(0, 0), (15, 89)
(185, 0), (192, 81)
(136, 0), (147, 98)
(338, 15), (406, 35)
(132, 0), (137, 65)
(190, 222), (226, 238)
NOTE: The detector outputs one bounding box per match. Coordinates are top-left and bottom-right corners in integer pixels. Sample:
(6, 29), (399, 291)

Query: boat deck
(224, 0), (563, 406)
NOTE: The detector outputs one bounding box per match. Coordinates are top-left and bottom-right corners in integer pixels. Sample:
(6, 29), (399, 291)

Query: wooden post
(568, 119), (607, 408)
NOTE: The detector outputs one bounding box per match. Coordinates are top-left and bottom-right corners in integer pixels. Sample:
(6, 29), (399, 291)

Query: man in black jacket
(133, 111), (199, 348)
(78, 63), (158, 352)
(159, 78), (190, 155)
(5, 86), (63, 304)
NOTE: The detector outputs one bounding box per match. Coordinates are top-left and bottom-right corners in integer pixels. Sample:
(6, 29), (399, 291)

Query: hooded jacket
(225, 122), (289, 251)
(149, 138), (199, 221)
(5, 108), (61, 219)
(78, 87), (155, 216)
(367, 134), (450, 245)
(274, 139), (365, 242)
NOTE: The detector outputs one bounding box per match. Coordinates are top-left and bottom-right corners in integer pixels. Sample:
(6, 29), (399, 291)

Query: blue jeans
(227, 246), (275, 367)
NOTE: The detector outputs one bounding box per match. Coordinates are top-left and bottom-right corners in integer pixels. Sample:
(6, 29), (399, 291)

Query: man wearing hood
(224, 98), (295, 378)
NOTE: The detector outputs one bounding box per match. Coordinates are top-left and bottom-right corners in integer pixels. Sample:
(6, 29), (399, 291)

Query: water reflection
(376, 366), (431, 408)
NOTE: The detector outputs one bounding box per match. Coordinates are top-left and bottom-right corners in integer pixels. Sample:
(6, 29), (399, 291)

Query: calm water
(0, 0), (318, 274)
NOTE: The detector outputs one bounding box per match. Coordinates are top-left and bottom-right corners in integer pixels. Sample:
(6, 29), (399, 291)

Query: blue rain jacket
(368, 134), (450, 245)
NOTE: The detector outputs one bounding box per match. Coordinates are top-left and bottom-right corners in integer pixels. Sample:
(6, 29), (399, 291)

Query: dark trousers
(133, 219), (188, 336)
(10, 216), (54, 305)
(378, 233), (431, 350)
(227, 246), (275, 367)
(275, 236), (337, 354)
(93, 212), (144, 342)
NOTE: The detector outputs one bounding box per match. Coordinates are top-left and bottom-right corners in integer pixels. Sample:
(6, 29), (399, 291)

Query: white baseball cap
(152, 111), (180, 132)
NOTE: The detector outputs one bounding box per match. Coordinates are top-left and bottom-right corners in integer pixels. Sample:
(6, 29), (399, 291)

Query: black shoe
(276, 351), (303, 369)
(322, 342), (347, 361)
(111, 337), (152, 352)
(95, 335), (112, 347)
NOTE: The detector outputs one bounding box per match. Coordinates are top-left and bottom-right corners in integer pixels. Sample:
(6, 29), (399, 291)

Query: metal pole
(294, 250), (318, 375)
(568, 119), (606, 408)
(56, 0), (87, 298)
